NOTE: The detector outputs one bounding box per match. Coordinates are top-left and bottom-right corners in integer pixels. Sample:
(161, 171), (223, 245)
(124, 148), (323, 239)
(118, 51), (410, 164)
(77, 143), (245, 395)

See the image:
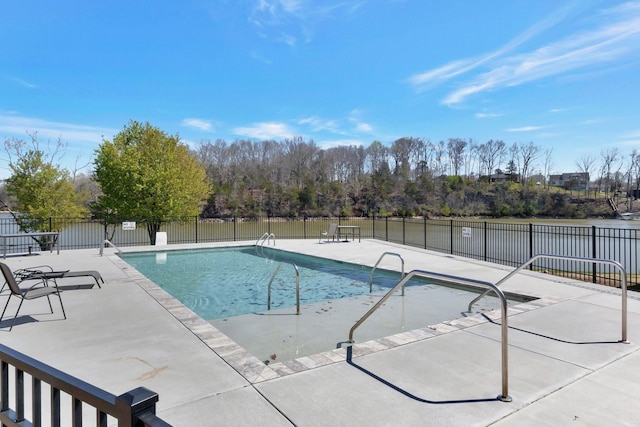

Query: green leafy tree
(93, 121), (211, 244)
(3, 135), (88, 250)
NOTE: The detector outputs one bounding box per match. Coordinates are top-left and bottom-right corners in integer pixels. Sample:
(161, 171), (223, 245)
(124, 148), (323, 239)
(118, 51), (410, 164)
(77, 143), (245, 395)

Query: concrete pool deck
(1, 239), (640, 426)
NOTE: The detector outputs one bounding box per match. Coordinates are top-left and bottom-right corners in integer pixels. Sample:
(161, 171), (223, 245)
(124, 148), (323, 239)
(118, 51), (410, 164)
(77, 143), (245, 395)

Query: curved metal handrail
(255, 233), (276, 259)
(467, 254), (628, 343)
(348, 269), (511, 402)
(267, 261), (301, 315)
(256, 232), (276, 247)
(369, 252), (405, 294)
(99, 239), (121, 256)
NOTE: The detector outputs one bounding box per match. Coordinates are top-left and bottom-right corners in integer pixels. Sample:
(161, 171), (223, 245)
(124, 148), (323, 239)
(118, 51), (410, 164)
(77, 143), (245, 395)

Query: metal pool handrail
(256, 232), (276, 247)
(267, 261), (301, 315)
(348, 269), (512, 402)
(467, 254), (629, 344)
(369, 252), (405, 294)
(99, 239), (122, 256)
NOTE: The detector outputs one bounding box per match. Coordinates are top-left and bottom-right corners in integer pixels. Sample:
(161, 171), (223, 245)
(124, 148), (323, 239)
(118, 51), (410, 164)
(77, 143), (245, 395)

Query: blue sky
(1, 0), (640, 179)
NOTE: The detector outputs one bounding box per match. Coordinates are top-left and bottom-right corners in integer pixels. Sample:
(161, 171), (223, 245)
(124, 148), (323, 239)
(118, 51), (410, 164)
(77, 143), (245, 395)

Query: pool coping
(109, 249), (563, 384)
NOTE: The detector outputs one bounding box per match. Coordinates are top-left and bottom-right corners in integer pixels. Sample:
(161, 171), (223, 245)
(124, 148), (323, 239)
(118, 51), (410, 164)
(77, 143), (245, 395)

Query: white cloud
(355, 122), (373, 133)
(249, 0), (365, 46)
(409, 2), (640, 105)
(232, 121), (295, 139)
(0, 114), (117, 178)
(181, 118), (214, 132)
(475, 112), (503, 119)
(619, 139), (640, 147)
(408, 3), (575, 92)
(506, 126), (543, 132)
(0, 114), (115, 143)
(7, 75), (38, 89)
(298, 116), (341, 133)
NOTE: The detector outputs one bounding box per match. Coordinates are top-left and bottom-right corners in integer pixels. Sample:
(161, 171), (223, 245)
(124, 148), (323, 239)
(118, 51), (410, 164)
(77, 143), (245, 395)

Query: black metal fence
(1, 215), (637, 287)
(0, 342), (171, 426)
(372, 217), (639, 287)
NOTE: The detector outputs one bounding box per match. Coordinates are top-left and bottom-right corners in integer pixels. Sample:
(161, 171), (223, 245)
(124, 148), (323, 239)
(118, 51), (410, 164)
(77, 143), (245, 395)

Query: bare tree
(542, 148), (554, 190)
(447, 138), (467, 176)
(599, 148), (620, 198)
(365, 140), (388, 173)
(434, 140), (447, 176)
(519, 141), (542, 186)
(485, 139), (506, 177)
(576, 155), (596, 196)
(390, 137), (422, 180)
(463, 138), (478, 178)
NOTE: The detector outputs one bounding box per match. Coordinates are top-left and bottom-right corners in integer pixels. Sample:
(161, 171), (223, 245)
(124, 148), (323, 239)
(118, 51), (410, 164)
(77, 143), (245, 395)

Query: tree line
(2, 122), (637, 246)
(194, 136), (630, 218)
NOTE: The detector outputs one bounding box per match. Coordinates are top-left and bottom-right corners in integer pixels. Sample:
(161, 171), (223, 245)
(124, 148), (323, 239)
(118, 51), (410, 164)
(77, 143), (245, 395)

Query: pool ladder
(256, 233), (276, 259)
(368, 252), (405, 294)
(467, 253), (629, 344)
(256, 232), (275, 247)
(267, 261), (300, 315)
(349, 269), (512, 403)
(99, 239), (122, 256)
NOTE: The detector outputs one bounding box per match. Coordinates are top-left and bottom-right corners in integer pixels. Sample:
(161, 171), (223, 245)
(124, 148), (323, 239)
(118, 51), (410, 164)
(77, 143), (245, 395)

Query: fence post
(195, 216), (198, 244)
(233, 215), (237, 241)
(592, 225), (597, 283)
(303, 216), (307, 239)
(372, 214), (375, 239)
(529, 223), (533, 270)
(484, 221), (488, 262)
(423, 217), (427, 250)
(49, 217), (52, 232)
(402, 217), (406, 245)
(450, 219), (454, 255)
(268, 215), (271, 235)
(385, 217), (388, 242)
(118, 387), (161, 427)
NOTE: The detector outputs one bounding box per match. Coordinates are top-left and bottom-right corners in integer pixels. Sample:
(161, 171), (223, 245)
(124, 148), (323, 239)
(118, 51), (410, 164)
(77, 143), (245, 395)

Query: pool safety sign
(462, 227), (472, 238)
(122, 221), (136, 230)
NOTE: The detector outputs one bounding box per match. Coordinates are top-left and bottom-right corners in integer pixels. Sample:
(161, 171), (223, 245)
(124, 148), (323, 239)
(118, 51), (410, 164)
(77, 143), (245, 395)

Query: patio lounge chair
(0, 262), (66, 331)
(320, 223), (338, 243)
(13, 266), (104, 289)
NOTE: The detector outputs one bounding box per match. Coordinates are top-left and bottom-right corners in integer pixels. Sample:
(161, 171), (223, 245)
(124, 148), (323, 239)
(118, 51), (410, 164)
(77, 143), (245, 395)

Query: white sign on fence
(122, 221), (136, 231)
(462, 227), (472, 238)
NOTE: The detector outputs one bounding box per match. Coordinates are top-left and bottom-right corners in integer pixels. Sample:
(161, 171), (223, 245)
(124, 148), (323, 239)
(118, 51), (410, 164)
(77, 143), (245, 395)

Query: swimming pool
(122, 246), (405, 320)
(122, 246), (531, 363)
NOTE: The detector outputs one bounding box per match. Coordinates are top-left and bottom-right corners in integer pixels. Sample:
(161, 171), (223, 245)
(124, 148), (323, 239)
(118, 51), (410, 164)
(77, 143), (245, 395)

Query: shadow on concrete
(345, 346), (502, 404)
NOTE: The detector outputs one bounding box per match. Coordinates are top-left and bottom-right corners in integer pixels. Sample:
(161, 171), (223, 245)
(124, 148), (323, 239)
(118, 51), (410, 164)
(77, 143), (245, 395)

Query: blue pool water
(122, 246), (406, 320)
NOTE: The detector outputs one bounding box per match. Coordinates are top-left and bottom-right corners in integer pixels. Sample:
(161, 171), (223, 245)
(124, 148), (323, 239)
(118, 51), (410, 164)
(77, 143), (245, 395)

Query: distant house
(548, 172), (589, 190)
(480, 169), (519, 183)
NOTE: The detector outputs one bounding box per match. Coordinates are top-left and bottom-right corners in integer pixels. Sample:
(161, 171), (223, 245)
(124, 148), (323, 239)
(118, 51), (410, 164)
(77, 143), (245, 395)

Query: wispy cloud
(181, 118), (214, 132)
(408, 2), (640, 105)
(233, 121), (295, 139)
(298, 111), (374, 135)
(348, 109), (373, 133)
(623, 129), (640, 139)
(475, 112), (503, 119)
(506, 126), (543, 132)
(354, 122), (373, 132)
(0, 114), (115, 143)
(249, 0), (365, 46)
(408, 3), (575, 91)
(6, 75), (38, 89)
(298, 116), (342, 133)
